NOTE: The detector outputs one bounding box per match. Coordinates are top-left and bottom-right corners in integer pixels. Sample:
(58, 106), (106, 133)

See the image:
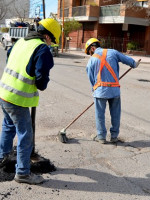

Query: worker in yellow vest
(85, 38), (139, 144)
(0, 18), (61, 184)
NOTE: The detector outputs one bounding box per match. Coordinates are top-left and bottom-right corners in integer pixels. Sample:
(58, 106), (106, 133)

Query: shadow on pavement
(116, 140), (150, 148)
(40, 168), (150, 195)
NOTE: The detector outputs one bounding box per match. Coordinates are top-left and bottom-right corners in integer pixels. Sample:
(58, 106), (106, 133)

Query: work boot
(92, 135), (107, 144)
(0, 154), (10, 168)
(110, 137), (118, 143)
(14, 173), (45, 185)
(110, 137), (124, 143)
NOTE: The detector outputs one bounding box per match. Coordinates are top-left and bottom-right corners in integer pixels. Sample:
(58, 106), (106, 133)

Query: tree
(0, 0), (10, 20)
(50, 12), (82, 50)
(64, 18), (82, 37)
(10, 0), (29, 22)
(63, 18), (82, 51)
(0, 0), (29, 24)
(50, 11), (82, 36)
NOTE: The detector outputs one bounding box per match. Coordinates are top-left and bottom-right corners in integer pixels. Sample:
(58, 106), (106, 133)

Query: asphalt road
(0, 45), (150, 200)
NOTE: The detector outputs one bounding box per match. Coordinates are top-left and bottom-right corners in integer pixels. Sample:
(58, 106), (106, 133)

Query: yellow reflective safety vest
(0, 38), (44, 107)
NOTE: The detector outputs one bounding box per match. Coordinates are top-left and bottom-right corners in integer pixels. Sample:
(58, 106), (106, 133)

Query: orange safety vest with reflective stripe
(92, 49), (120, 90)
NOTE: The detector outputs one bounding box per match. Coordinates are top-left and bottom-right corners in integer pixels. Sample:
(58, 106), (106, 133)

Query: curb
(58, 52), (87, 59)
(59, 52), (150, 64)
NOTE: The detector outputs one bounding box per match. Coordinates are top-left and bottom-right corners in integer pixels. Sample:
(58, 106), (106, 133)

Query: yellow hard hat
(39, 18), (61, 44)
(85, 38), (101, 54)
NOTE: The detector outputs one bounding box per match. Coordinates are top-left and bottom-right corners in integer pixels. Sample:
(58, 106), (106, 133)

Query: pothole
(0, 149), (56, 182)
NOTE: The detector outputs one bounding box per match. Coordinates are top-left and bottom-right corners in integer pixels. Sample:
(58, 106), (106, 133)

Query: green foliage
(86, 0), (98, 6)
(99, 38), (106, 48)
(99, 34), (112, 48)
(127, 41), (139, 50)
(0, 27), (9, 33)
(64, 18), (82, 37)
(48, 14), (81, 38)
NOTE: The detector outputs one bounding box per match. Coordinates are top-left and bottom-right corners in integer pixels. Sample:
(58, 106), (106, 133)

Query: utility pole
(61, 0), (64, 53)
(42, 0), (46, 19)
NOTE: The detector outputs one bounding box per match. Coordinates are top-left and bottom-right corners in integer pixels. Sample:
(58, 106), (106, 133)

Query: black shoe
(110, 138), (118, 143)
(0, 155), (10, 168)
(14, 173), (45, 184)
(92, 135), (107, 144)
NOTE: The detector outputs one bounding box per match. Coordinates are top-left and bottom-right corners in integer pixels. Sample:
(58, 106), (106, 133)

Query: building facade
(58, 0), (150, 55)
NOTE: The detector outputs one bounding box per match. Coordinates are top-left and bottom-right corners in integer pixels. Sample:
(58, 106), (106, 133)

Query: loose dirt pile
(0, 149), (56, 182)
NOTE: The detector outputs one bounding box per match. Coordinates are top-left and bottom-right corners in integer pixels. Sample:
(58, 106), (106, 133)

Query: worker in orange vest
(85, 38), (139, 144)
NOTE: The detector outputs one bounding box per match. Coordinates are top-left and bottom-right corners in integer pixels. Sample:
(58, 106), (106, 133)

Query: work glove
(134, 59), (141, 68)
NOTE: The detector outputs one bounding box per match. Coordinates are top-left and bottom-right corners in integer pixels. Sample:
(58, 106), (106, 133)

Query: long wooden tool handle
(64, 102), (94, 130)
(119, 68), (132, 80)
(64, 59), (141, 131)
(119, 59), (141, 80)
(31, 107), (36, 154)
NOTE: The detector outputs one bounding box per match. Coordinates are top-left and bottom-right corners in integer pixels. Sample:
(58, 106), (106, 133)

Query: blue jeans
(94, 97), (121, 140)
(0, 99), (33, 175)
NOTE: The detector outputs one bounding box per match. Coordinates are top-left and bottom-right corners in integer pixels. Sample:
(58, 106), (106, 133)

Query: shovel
(31, 107), (36, 155)
(58, 59), (141, 143)
(30, 107), (55, 170)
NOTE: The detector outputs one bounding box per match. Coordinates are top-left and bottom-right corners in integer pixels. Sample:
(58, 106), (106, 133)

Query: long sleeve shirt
(7, 37), (54, 91)
(86, 47), (136, 99)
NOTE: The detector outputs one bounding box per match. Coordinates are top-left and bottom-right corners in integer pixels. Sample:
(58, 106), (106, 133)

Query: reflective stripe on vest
(0, 81), (39, 97)
(92, 49), (120, 90)
(4, 67), (35, 85)
(0, 38), (44, 107)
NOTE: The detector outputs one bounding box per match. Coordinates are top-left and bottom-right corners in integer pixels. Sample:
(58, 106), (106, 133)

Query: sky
(30, 0), (58, 18)
(45, 0), (58, 18)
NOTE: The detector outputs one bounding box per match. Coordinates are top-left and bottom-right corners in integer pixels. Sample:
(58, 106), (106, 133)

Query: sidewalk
(59, 50), (150, 64)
